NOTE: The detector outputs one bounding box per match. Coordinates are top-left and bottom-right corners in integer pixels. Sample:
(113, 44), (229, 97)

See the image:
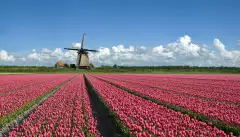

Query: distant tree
(70, 64), (76, 68)
(113, 64), (118, 69)
(64, 63), (69, 68)
(89, 63), (95, 68)
(54, 64), (57, 68)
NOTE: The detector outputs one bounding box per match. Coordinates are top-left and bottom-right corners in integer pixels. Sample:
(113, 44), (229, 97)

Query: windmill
(64, 33), (98, 69)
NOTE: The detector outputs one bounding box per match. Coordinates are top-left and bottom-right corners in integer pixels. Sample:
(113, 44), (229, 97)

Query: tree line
(95, 65), (240, 73)
(0, 64), (239, 73)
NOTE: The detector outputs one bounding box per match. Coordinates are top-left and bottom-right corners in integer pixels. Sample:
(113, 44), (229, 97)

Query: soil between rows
(84, 75), (124, 137)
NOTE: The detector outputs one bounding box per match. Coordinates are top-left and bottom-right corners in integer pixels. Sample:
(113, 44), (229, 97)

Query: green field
(0, 66), (239, 74)
(0, 72), (36, 74)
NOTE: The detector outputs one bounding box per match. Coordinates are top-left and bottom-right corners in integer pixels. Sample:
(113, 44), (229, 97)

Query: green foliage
(64, 63), (69, 68)
(89, 63), (95, 68)
(113, 64), (118, 69)
(70, 64), (76, 69)
(91, 65), (240, 74)
(0, 66), (77, 73)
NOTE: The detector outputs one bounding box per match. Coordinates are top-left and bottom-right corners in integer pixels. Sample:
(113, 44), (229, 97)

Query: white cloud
(72, 43), (81, 48)
(41, 48), (51, 54)
(213, 39), (240, 66)
(27, 49), (41, 61)
(112, 45), (134, 53)
(214, 39), (225, 51)
(20, 57), (26, 62)
(179, 35), (191, 45)
(0, 50), (15, 62)
(1, 35), (240, 67)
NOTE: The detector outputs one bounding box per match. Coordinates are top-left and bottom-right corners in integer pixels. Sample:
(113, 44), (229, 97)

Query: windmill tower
(64, 33), (98, 69)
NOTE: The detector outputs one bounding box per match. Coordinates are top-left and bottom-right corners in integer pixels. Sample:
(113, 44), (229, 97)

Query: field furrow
(1, 73), (239, 137)
(86, 74), (234, 137)
(0, 75), (74, 118)
(97, 74), (240, 104)
(94, 75), (240, 131)
(6, 75), (99, 137)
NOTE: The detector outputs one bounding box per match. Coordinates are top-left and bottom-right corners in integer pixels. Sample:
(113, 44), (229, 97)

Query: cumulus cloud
(1, 35), (240, 67)
(72, 43), (81, 48)
(41, 48), (52, 54)
(213, 39), (240, 66)
(0, 50), (15, 62)
(28, 49), (41, 61)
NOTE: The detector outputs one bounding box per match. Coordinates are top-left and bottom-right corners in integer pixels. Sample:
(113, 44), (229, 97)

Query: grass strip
(0, 75), (77, 134)
(93, 75), (240, 136)
(84, 75), (130, 137)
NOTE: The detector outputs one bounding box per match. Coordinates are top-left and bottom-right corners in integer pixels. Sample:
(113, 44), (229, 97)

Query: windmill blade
(64, 48), (80, 51)
(84, 49), (98, 52)
(81, 33), (86, 49)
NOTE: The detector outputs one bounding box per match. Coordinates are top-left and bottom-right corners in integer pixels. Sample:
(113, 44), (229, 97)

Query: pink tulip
(86, 74), (235, 137)
(7, 75), (100, 137)
(95, 74), (240, 127)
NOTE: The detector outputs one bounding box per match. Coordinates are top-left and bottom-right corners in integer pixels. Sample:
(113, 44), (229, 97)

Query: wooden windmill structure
(64, 33), (98, 69)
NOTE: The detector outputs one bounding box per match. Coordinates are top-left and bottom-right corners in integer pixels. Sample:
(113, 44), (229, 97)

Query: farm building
(55, 61), (64, 68)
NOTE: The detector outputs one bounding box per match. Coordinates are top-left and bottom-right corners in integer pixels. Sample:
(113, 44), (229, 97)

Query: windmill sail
(64, 48), (79, 51)
(81, 33), (85, 49)
(84, 49), (97, 52)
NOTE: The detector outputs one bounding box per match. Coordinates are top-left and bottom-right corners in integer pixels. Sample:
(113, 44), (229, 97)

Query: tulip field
(0, 74), (240, 137)
(7, 75), (99, 137)
(0, 75), (74, 118)
(91, 75), (240, 127)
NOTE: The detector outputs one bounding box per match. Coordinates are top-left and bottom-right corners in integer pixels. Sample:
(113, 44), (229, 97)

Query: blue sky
(0, 0), (240, 66)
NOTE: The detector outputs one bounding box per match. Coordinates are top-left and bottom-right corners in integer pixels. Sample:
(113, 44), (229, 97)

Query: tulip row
(0, 75), (74, 118)
(86, 75), (234, 137)
(0, 74), (69, 95)
(94, 75), (240, 130)
(97, 74), (240, 104)
(82, 81), (100, 137)
(123, 74), (240, 94)
(145, 74), (240, 81)
(7, 75), (99, 137)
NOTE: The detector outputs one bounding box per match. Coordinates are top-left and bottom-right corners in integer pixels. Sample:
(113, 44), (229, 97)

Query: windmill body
(64, 33), (97, 69)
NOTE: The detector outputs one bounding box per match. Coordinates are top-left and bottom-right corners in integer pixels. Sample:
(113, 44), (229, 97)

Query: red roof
(56, 61), (64, 67)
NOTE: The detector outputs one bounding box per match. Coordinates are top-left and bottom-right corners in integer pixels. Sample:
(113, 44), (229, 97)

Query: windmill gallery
(64, 33), (98, 69)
